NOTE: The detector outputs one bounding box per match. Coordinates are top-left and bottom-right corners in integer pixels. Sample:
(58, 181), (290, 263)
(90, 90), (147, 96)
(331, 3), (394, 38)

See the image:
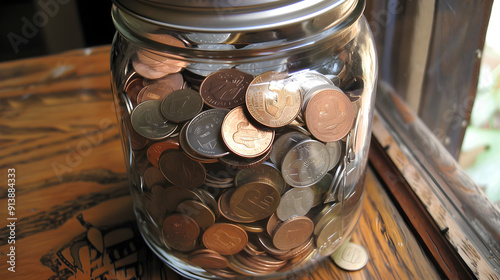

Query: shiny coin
(331, 242), (368, 271)
(162, 214), (200, 252)
(246, 71), (302, 127)
(266, 213), (281, 236)
(125, 75), (144, 105)
(305, 86), (354, 142)
(158, 150), (206, 189)
(276, 187), (314, 221)
(177, 200), (215, 230)
(137, 83), (175, 103)
(325, 141), (342, 171)
(316, 214), (342, 254)
(200, 69), (253, 109)
(185, 32), (232, 44)
(230, 182), (280, 222)
(310, 173), (334, 207)
(273, 216), (314, 251)
(160, 88), (203, 123)
(143, 72), (184, 90)
(203, 223), (248, 255)
(221, 106), (274, 158)
(188, 249), (229, 269)
(281, 139), (330, 187)
(235, 162), (286, 194)
(186, 109), (230, 158)
(147, 139), (180, 168)
(269, 131), (310, 168)
(219, 148), (271, 169)
(290, 70), (334, 97)
(179, 122), (219, 164)
(131, 100), (178, 140)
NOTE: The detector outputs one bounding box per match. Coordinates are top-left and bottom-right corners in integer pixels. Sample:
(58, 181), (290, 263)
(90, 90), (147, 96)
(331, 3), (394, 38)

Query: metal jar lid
(112, 0), (359, 32)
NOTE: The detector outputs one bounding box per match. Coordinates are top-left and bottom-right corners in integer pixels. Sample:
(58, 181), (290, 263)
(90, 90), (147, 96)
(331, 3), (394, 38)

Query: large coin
(131, 100), (177, 140)
(276, 187), (314, 221)
(235, 162), (286, 194)
(137, 83), (174, 103)
(221, 106), (274, 158)
(162, 214), (200, 252)
(203, 223), (248, 255)
(225, 182), (280, 223)
(331, 242), (368, 271)
(246, 71), (302, 128)
(281, 139), (330, 187)
(272, 216), (314, 251)
(158, 150), (206, 189)
(200, 69), (253, 109)
(160, 88), (203, 123)
(186, 109), (230, 158)
(305, 86), (354, 142)
(269, 131), (310, 168)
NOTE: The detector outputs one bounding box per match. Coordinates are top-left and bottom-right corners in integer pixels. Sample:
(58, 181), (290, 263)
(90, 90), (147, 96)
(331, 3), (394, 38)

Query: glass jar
(110, 0), (377, 278)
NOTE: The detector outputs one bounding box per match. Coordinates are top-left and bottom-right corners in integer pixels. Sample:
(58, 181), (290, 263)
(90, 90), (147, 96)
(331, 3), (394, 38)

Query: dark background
(0, 0), (115, 62)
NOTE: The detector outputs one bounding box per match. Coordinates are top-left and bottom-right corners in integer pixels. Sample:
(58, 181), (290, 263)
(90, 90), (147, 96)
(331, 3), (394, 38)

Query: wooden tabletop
(0, 46), (440, 279)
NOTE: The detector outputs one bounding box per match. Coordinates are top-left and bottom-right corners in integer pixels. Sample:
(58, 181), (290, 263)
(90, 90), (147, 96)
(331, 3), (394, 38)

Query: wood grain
(0, 46), (438, 279)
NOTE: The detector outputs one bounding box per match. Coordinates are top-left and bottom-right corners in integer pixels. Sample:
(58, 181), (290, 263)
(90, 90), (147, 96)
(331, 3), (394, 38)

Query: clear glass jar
(110, 0), (377, 278)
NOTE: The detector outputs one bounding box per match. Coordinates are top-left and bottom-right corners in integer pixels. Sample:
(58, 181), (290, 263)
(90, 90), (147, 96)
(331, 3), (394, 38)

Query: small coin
(266, 213), (281, 236)
(188, 250), (229, 269)
(331, 242), (368, 271)
(186, 109), (230, 158)
(124, 74), (144, 105)
(162, 213), (200, 252)
(246, 71), (302, 127)
(272, 216), (314, 251)
(133, 58), (171, 80)
(143, 166), (167, 188)
(221, 106), (274, 158)
(177, 200), (215, 230)
(276, 187), (314, 221)
(143, 72), (184, 90)
(281, 139), (330, 187)
(158, 150), (206, 189)
(229, 182), (280, 222)
(234, 162), (286, 194)
(131, 100), (178, 140)
(160, 88), (203, 123)
(203, 223), (248, 255)
(310, 173), (334, 207)
(185, 32), (232, 44)
(147, 139), (180, 168)
(137, 83), (175, 103)
(316, 214), (342, 254)
(269, 131), (310, 168)
(179, 122), (219, 164)
(305, 86), (354, 142)
(200, 69), (253, 109)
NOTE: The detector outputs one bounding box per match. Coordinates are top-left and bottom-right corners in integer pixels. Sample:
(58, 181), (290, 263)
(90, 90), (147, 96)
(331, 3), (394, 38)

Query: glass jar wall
(110, 0), (377, 278)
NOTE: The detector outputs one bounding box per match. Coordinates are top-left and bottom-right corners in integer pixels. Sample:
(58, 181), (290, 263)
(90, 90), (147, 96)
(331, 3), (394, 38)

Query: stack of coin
(121, 45), (365, 277)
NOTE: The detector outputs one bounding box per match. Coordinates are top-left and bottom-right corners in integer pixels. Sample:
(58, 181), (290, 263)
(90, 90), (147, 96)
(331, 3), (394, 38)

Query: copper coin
(133, 58), (170, 80)
(203, 223), (248, 255)
(137, 83), (175, 103)
(266, 213), (281, 236)
(125, 75), (144, 105)
(221, 106), (274, 158)
(272, 216), (314, 250)
(160, 88), (203, 123)
(229, 182), (280, 222)
(256, 233), (289, 256)
(143, 166), (167, 188)
(144, 185), (201, 222)
(177, 200), (215, 230)
(143, 72), (184, 90)
(304, 87), (354, 142)
(188, 251), (229, 269)
(147, 139), (180, 168)
(158, 150), (206, 189)
(161, 214), (200, 252)
(200, 69), (253, 109)
(218, 189), (248, 223)
(186, 109), (230, 158)
(274, 237), (314, 261)
(246, 71), (302, 127)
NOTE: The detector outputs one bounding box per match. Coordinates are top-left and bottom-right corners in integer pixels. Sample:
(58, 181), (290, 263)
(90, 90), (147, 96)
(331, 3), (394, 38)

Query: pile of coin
(120, 42), (364, 277)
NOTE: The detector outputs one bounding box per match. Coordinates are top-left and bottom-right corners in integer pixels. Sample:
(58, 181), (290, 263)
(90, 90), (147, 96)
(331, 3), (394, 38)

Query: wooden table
(0, 46), (440, 279)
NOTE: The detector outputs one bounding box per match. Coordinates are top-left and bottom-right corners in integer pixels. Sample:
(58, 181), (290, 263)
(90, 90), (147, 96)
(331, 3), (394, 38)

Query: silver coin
(270, 131), (310, 168)
(325, 141), (342, 171)
(310, 173), (334, 207)
(186, 108), (230, 158)
(281, 139), (330, 187)
(185, 33), (232, 44)
(186, 44), (235, 76)
(236, 41), (288, 76)
(160, 88), (203, 123)
(276, 186), (314, 221)
(290, 71), (334, 97)
(131, 100), (178, 140)
(331, 242), (368, 271)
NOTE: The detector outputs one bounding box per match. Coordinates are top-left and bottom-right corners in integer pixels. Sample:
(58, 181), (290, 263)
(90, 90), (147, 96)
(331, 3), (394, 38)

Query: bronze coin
(304, 86), (354, 142)
(143, 166), (167, 188)
(272, 216), (314, 250)
(177, 200), (215, 230)
(218, 189), (247, 223)
(143, 72), (184, 90)
(246, 71), (302, 127)
(125, 76), (144, 105)
(188, 252), (229, 269)
(266, 213), (282, 236)
(160, 88), (203, 123)
(144, 185), (201, 222)
(158, 150), (206, 189)
(200, 68), (253, 109)
(137, 83), (175, 103)
(229, 182), (280, 222)
(221, 106), (274, 158)
(161, 213), (200, 252)
(203, 223), (248, 255)
(147, 139), (180, 168)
